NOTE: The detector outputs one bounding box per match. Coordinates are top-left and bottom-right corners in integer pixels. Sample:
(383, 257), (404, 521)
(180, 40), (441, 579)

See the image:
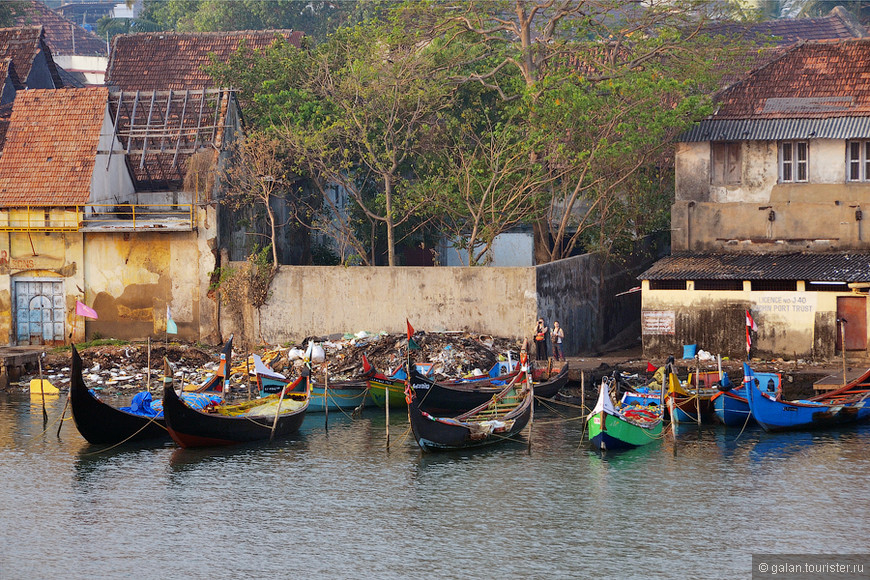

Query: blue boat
(254, 354), (368, 412)
(711, 364), (780, 427)
(744, 365), (870, 432)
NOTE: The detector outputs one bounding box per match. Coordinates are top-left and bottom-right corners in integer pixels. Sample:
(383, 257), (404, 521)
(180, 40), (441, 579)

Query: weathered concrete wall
(536, 239), (664, 355)
(221, 264), (539, 348)
(0, 230), (84, 345)
(673, 138), (870, 253)
(84, 231), (204, 341)
(642, 285), (856, 360)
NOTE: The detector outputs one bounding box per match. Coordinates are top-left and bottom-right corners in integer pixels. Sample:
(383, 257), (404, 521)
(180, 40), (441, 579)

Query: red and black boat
(69, 337), (232, 445)
(162, 361), (310, 448)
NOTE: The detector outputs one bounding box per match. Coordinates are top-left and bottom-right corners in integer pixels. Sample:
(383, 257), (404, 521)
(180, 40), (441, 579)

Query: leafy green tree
(434, 0), (751, 263)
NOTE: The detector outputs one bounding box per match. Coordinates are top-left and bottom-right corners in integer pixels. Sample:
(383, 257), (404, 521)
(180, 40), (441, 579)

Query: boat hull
(408, 384), (533, 452)
(69, 345), (168, 445)
(367, 376), (407, 409)
(711, 389), (752, 426)
(745, 380), (870, 432)
(163, 383), (307, 448)
(261, 377), (367, 412)
(587, 411), (662, 451)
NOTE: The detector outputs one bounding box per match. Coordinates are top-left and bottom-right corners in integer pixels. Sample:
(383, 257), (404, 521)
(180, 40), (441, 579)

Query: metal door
(836, 295), (867, 351)
(15, 280), (65, 345)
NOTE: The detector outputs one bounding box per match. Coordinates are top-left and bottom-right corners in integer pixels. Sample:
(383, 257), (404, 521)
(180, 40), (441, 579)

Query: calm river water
(1, 390), (868, 579)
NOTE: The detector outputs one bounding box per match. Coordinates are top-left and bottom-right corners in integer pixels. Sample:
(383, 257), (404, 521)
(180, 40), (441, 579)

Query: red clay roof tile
(715, 39), (870, 119)
(106, 30), (303, 91)
(0, 87), (107, 207)
(12, 0), (107, 57)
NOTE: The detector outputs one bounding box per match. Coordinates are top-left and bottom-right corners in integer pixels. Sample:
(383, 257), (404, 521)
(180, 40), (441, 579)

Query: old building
(0, 85), (239, 345)
(641, 39), (870, 361)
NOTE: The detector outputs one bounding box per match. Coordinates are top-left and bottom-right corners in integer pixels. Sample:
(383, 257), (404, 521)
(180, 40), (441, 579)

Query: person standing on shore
(534, 318), (549, 361)
(551, 321), (565, 361)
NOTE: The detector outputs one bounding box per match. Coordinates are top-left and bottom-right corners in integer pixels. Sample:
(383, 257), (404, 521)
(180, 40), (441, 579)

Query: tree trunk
(533, 219), (551, 265)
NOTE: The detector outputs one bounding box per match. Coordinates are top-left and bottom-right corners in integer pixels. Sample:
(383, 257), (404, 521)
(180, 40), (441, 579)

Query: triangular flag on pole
(166, 305), (178, 335)
(406, 319), (414, 341)
(75, 300), (98, 319)
(746, 310), (757, 331)
(646, 362), (657, 373)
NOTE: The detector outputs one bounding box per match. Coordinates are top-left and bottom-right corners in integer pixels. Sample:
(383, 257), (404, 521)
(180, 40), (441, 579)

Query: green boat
(587, 379), (663, 451)
(367, 374), (408, 408)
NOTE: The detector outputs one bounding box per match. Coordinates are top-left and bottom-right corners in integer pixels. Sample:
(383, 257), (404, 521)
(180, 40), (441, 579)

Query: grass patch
(50, 338), (131, 353)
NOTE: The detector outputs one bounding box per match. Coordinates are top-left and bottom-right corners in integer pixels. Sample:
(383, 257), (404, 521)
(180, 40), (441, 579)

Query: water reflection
(2, 390), (870, 579)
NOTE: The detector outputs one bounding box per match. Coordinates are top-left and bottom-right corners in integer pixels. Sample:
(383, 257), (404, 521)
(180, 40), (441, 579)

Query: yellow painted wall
(0, 231), (84, 344)
(641, 286), (864, 360)
(83, 231), (202, 340)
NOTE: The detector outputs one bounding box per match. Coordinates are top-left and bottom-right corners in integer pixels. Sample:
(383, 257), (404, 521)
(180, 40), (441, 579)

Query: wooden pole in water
(270, 378), (287, 442)
(146, 337), (151, 393)
(56, 393), (69, 437)
(323, 361), (329, 431)
(581, 370), (585, 414)
(38, 352), (47, 425)
(695, 356), (701, 427)
(246, 355), (251, 400)
(841, 319), (848, 387)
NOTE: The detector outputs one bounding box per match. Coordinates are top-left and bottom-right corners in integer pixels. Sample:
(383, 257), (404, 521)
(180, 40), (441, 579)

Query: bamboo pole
(270, 378), (288, 442)
(323, 361), (329, 431)
(841, 319), (848, 387)
(56, 393), (69, 437)
(146, 338), (151, 393)
(246, 355), (251, 400)
(38, 353), (47, 426)
(581, 370), (585, 414)
(694, 356), (701, 427)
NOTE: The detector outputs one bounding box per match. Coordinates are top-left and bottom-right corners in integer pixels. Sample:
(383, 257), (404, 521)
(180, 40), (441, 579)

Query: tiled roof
(640, 252), (870, 282)
(12, 0), (107, 57)
(708, 7), (866, 45)
(0, 87), (107, 207)
(106, 30), (304, 91)
(713, 39), (870, 120)
(0, 26), (61, 89)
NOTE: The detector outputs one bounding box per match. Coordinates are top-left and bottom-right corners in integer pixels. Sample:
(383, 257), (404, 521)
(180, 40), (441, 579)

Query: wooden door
(15, 280), (65, 345)
(836, 295), (867, 351)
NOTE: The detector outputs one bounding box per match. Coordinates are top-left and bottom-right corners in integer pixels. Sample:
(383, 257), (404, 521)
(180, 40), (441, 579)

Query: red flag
(75, 300), (98, 319)
(406, 319), (414, 340)
(646, 362), (657, 373)
(362, 354), (372, 374)
(745, 310), (757, 331)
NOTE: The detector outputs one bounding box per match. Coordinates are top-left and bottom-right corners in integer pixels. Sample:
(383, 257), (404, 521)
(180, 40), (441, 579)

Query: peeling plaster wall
(0, 231), (85, 345)
(641, 286), (856, 360)
(223, 264), (538, 348)
(83, 231), (203, 340)
(673, 138), (870, 252)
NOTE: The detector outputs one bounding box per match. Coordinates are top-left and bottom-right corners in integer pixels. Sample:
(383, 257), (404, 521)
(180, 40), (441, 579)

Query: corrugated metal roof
(640, 252), (870, 282)
(679, 117), (870, 141)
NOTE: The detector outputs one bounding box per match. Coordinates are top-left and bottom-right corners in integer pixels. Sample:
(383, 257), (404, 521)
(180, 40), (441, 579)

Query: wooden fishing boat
(587, 378), (663, 451)
(664, 368), (717, 424)
(407, 368), (534, 452)
(162, 360), (310, 448)
(710, 363), (780, 426)
(744, 366), (870, 432)
(408, 361), (568, 413)
(69, 338), (232, 445)
(255, 355), (367, 412)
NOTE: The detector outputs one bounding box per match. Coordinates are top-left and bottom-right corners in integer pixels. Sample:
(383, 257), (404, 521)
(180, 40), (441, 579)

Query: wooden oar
(269, 378), (288, 442)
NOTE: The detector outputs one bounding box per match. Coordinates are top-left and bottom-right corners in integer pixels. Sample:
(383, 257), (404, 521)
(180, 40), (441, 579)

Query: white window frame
(779, 140), (808, 183)
(847, 140), (870, 182)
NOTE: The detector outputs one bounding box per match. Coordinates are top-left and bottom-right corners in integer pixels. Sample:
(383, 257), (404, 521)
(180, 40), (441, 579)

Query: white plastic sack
(697, 349), (715, 361)
(306, 341), (325, 363)
(288, 347), (305, 361)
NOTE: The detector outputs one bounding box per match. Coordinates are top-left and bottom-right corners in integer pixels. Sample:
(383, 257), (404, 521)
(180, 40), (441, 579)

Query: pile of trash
(23, 331), (523, 394)
(255, 330), (523, 382)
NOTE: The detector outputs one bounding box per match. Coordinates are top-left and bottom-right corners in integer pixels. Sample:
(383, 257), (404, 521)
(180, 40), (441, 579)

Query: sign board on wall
(642, 310), (675, 335)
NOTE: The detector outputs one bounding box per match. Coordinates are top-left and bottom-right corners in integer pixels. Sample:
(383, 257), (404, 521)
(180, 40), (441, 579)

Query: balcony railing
(0, 204), (195, 232)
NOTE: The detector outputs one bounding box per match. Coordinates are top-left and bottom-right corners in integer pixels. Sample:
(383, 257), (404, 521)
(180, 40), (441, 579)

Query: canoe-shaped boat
(409, 361), (568, 414)
(587, 379), (663, 451)
(162, 360), (310, 448)
(408, 369), (534, 452)
(710, 364), (781, 426)
(69, 338), (232, 445)
(255, 355), (367, 412)
(744, 366), (870, 432)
